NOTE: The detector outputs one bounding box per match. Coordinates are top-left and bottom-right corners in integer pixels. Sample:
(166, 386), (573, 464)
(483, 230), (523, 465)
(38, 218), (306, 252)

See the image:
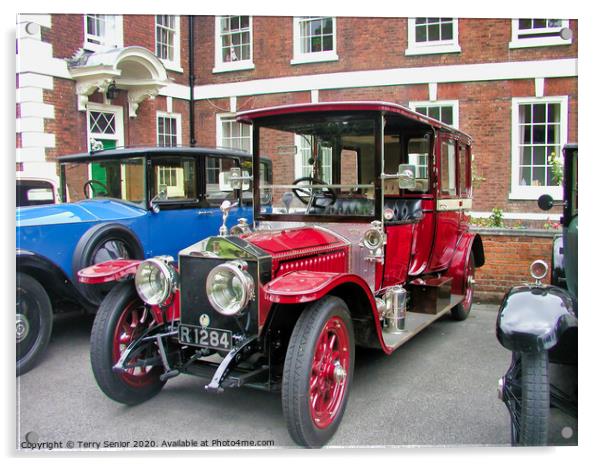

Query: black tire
(16, 273), (53, 376)
(90, 280), (165, 405)
(451, 252), (475, 321)
(518, 351), (550, 446)
(73, 223), (144, 306)
(282, 296), (355, 448)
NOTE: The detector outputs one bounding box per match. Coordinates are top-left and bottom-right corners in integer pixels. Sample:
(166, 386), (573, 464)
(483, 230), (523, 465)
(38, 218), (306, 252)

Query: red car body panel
(77, 259), (180, 323)
(382, 224), (414, 287)
(77, 259), (142, 284)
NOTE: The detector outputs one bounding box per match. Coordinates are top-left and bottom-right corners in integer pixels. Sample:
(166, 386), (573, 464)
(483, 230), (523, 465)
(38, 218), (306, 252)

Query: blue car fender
(496, 285), (577, 353)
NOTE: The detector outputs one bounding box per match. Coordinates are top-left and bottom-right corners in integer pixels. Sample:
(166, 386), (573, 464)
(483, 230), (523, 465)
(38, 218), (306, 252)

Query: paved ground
(15, 304), (576, 450)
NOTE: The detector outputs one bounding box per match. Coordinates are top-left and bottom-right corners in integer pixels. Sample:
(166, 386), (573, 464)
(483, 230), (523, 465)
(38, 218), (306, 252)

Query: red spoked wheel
(451, 251), (475, 321)
(309, 316), (351, 429)
(90, 280), (166, 405)
(112, 298), (159, 388)
(282, 296), (355, 448)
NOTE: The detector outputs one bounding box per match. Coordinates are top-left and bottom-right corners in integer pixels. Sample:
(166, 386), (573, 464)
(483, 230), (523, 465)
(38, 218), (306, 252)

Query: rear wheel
(90, 280), (165, 405)
(16, 273), (53, 375)
(451, 252), (475, 321)
(282, 296), (354, 448)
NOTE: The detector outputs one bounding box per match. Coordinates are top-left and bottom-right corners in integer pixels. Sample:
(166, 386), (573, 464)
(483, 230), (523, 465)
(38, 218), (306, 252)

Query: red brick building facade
(16, 15), (577, 221)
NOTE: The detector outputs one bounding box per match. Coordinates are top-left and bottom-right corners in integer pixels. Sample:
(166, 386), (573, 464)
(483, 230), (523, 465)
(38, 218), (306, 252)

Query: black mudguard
(16, 249), (91, 311)
(496, 285), (577, 353)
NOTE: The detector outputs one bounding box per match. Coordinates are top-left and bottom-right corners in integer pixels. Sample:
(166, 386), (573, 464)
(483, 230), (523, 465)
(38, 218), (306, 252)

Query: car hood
(244, 227), (347, 258)
(16, 199), (146, 228)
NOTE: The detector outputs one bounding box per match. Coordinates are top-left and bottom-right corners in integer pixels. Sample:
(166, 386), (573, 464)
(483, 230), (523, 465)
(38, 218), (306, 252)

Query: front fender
(77, 259), (142, 284)
(496, 285), (577, 353)
(264, 271), (375, 306)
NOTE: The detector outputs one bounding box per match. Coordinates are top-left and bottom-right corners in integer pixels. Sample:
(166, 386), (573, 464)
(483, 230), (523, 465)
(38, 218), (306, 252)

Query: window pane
(440, 106), (453, 125)
(533, 166), (545, 186)
(533, 19), (547, 29)
(521, 147), (532, 165)
(520, 167), (532, 185)
(441, 22), (453, 40)
(533, 146), (546, 166)
(428, 23), (440, 41)
(532, 125), (546, 144)
(521, 125), (532, 144)
(416, 25), (427, 42)
(533, 104), (546, 123)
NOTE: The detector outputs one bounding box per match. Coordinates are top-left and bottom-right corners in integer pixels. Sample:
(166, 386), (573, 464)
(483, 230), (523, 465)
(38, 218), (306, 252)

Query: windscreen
(256, 115), (377, 218)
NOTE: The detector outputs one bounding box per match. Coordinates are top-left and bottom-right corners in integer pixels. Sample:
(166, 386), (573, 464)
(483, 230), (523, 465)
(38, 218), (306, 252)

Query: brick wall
(194, 17), (578, 84)
(474, 229), (555, 303)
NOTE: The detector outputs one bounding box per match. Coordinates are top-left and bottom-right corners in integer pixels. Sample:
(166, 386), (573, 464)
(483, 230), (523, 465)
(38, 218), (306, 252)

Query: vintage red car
(80, 101), (485, 447)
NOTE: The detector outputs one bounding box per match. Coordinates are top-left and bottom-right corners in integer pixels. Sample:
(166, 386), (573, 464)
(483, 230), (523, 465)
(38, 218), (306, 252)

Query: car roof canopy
(236, 101), (472, 144)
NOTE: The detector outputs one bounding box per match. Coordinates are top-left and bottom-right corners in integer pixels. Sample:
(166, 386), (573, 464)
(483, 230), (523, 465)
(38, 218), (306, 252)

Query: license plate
(179, 325), (232, 351)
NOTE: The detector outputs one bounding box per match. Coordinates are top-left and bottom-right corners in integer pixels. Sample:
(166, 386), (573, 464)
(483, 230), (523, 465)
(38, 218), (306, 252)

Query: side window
(440, 140), (457, 196)
(152, 158), (197, 202)
(458, 144), (470, 197)
(205, 156), (238, 206)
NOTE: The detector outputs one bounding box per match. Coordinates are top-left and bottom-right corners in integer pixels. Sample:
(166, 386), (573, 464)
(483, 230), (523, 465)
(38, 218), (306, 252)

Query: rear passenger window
(440, 140), (457, 196)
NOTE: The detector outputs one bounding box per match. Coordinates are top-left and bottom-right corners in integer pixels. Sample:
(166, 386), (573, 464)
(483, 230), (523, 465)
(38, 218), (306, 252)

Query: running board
(382, 294), (462, 351)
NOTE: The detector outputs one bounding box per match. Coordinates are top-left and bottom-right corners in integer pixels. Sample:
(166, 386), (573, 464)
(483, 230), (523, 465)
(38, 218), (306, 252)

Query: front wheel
(282, 296), (355, 448)
(502, 351), (550, 446)
(90, 280), (165, 405)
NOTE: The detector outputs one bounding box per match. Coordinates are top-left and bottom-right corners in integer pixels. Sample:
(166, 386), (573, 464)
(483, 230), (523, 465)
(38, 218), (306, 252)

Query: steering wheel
(292, 177), (337, 208)
(83, 179), (109, 199)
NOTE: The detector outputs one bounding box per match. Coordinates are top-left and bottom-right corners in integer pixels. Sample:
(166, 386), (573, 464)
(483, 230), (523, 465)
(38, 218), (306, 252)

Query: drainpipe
(188, 15), (196, 147)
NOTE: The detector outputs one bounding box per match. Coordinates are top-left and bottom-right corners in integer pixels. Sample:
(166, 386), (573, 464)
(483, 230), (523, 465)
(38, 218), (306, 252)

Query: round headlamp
(362, 222), (385, 251)
(206, 260), (254, 316)
(530, 260), (549, 281)
(135, 257), (178, 306)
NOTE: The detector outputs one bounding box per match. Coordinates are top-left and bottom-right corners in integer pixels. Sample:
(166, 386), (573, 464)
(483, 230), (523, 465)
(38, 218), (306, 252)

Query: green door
(90, 139), (117, 197)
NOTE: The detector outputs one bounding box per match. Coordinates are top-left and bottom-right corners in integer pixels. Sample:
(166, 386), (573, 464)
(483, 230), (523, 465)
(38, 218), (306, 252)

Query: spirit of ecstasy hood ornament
(219, 200), (238, 236)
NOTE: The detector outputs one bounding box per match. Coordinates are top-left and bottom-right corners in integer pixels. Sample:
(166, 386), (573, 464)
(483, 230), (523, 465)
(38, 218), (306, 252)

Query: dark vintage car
(496, 144), (578, 446)
(80, 102), (485, 447)
(16, 146), (271, 375)
(16, 177), (59, 207)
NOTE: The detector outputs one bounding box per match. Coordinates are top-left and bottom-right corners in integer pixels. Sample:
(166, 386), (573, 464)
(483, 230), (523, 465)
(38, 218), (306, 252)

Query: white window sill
(161, 60), (184, 73)
(405, 44), (461, 56)
(509, 186), (563, 201)
(509, 37), (572, 49)
(290, 53), (339, 65)
(83, 42), (121, 53)
(212, 61), (255, 74)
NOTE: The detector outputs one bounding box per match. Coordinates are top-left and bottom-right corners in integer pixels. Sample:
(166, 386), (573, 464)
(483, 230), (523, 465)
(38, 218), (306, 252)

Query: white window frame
(409, 100), (460, 129)
(509, 19), (571, 49)
(291, 17), (338, 65)
(156, 112), (182, 147)
(213, 16), (255, 74)
(216, 113), (252, 152)
(83, 14), (123, 52)
(86, 103), (124, 151)
(155, 15), (182, 73)
(405, 18), (461, 56)
(509, 96), (568, 200)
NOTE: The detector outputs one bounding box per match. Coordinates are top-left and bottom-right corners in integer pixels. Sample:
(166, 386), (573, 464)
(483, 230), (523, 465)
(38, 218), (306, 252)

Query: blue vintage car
(16, 146), (268, 375)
